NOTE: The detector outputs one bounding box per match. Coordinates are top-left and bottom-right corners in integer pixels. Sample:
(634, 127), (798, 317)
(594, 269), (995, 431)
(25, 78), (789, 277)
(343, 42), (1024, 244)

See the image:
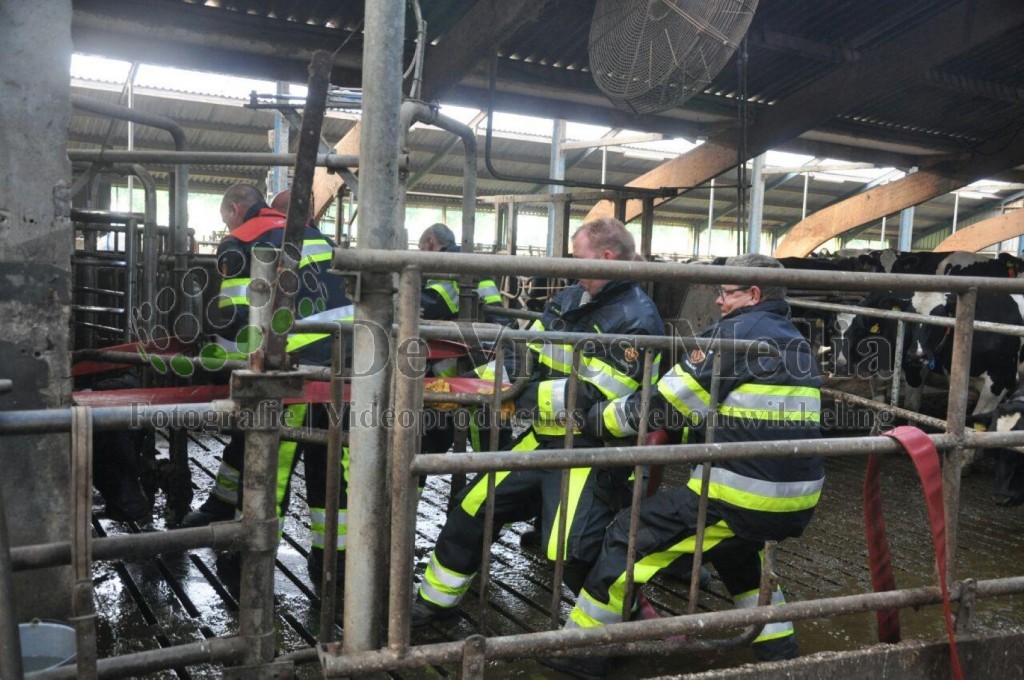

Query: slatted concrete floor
(90, 424), (1024, 678)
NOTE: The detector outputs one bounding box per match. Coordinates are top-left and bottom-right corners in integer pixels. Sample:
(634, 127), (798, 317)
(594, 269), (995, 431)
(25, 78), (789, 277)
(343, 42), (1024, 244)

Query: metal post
(689, 350), (722, 613)
(319, 330), (347, 642)
(703, 179), (715, 258)
(898, 205), (915, 252)
(345, 0), (406, 656)
(547, 119), (566, 257)
(640, 197), (654, 259)
(621, 350), (655, 621)
(943, 287), (976, 584)
(123, 217), (138, 342)
(387, 268), (424, 651)
(71, 407), (98, 679)
(747, 153), (766, 254)
(550, 349), (581, 628)
(128, 164), (158, 335)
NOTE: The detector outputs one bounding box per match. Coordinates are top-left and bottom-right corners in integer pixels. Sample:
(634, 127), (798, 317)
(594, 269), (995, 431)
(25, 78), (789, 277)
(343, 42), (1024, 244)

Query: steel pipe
(822, 388), (948, 431)
(387, 268), (424, 652)
(344, 0), (405, 656)
(0, 481), (23, 679)
(68, 149), (369, 168)
(332, 249), (1024, 295)
(409, 430), (1024, 476)
(320, 576), (1024, 675)
(790, 297), (1024, 338)
(34, 635), (247, 680)
(10, 522), (248, 571)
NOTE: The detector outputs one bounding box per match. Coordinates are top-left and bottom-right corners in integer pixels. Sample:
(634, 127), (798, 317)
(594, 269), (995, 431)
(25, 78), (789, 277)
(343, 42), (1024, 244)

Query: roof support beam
(933, 209), (1024, 252)
(312, 0), (545, 219)
(584, 0), (1024, 224)
(774, 129), (1024, 257)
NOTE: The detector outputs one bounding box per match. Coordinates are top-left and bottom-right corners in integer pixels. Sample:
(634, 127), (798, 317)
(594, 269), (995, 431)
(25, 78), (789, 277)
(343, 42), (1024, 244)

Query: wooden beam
(933, 210), (1024, 252)
(773, 128), (1024, 257)
(583, 0), (1024, 224)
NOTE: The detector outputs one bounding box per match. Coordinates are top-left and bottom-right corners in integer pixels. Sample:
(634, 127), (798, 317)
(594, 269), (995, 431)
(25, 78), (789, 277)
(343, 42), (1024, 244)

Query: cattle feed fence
(4, 251), (1024, 677)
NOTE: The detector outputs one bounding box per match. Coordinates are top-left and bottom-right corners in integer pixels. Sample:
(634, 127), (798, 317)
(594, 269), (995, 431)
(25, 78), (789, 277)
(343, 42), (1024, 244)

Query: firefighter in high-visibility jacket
(181, 185), (351, 582)
(542, 254), (824, 679)
(418, 222), (513, 327)
(412, 218), (665, 626)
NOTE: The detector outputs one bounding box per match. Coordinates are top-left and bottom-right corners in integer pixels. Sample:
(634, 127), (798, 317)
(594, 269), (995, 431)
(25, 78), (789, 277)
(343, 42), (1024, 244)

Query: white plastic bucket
(18, 620), (76, 673)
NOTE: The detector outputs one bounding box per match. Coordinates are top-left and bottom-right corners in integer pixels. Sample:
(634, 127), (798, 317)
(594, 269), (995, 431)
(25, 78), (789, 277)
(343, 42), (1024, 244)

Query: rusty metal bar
(320, 576), (1024, 675)
(332, 249), (1024, 296)
(621, 349), (655, 621)
(476, 342), (506, 635)
(460, 634), (487, 680)
(67, 149), (369, 168)
(10, 522), (248, 571)
(264, 52), (331, 370)
(790, 297), (1024, 338)
(821, 388), (947, 431)
(550, 349), (582, 628)
(319, 330), (346, 642)
(35, 636), (247, 680)
(943, 287), (976, 584)
(482, 304), (542, 321)
(71, 406), (98, 679)
(688, 351), (722, 615)
(387, 268), (425, 652)
(408, 429), (1024, 476)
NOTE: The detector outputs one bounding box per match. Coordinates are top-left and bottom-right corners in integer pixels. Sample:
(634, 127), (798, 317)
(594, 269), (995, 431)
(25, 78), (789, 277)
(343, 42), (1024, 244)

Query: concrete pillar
(0, 0), (74, 619)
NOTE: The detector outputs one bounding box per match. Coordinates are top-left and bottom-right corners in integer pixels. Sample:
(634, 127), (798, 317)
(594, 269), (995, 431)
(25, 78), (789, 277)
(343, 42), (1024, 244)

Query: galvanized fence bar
(688, 351), (722, 616)
(550, 349), (582, 629)
(943, 287), (977, 585)
(319, 330), (347, 642)
(387, 267), (424, 652)
(332, 248), (1024, 296)
(621, 349), (656, 622)
(409, 429), (1024, 476)
(70, 406), (98, 679)
(790, 297), (1024, 338)
(822, 388), (948, 431)
(476, 342), (506, 635)
(319, 576), (1024, 676)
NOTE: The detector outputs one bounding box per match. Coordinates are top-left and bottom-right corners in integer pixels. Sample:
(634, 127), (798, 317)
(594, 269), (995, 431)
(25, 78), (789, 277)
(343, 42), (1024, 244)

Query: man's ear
(750, 285), (763, 303)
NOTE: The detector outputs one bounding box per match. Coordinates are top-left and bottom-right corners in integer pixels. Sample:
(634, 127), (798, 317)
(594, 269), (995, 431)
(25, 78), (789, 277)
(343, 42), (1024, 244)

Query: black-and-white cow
(968, 386), (1024, 506)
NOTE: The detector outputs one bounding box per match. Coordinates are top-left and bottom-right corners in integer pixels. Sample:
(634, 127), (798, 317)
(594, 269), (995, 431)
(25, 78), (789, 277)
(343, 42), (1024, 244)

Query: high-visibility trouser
(417, 427), (623, 610)
(306, 435), (350, 555)
(205, 407), (305, 524)
(567, 486), (797, 659)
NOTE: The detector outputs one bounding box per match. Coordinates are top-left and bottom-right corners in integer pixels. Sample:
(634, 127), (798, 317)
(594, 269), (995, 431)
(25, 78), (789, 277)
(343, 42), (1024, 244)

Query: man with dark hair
(412, 217), (665, 626)
(543, 253), (824, 679)
(183, 183), (352, 585)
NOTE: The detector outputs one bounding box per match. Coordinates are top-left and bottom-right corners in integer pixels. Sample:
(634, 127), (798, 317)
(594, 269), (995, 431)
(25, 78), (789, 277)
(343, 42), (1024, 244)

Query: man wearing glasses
(544, 253), (824, 679)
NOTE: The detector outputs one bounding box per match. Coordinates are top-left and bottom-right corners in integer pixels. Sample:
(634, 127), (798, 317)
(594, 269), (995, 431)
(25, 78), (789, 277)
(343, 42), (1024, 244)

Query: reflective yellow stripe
(309, 509), (348, 550)
(721, 384), (821, 423)
(580, 355), (639, 399)
(460, 430), (541, 515)
(419, 552), (475, 608)
(734, 581), (794, 642)
(477, 279), (501, 304)
(570, 521), (734, 628)
(298, 240), (333, 268)
(688, 465), (823, 512)
(546, 467), (591, 560)
(537, 379), (568, 422)
(602, 397), (637, 438)
(658, 366), (710, 417)
(426, 278), (459, 314)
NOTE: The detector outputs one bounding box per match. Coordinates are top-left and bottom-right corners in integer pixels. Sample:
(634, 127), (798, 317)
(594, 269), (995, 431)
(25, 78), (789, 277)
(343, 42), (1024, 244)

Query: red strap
(866, 426), (963, 680)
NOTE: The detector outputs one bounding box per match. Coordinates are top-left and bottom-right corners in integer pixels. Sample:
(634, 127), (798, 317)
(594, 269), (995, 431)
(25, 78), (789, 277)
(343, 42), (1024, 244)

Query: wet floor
(90, 403), (1024, 678)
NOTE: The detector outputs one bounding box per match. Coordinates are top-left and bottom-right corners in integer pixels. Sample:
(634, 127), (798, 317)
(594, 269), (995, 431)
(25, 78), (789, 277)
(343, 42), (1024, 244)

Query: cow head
(907, 292), (955, 370)
(833, 292), (912, 378)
